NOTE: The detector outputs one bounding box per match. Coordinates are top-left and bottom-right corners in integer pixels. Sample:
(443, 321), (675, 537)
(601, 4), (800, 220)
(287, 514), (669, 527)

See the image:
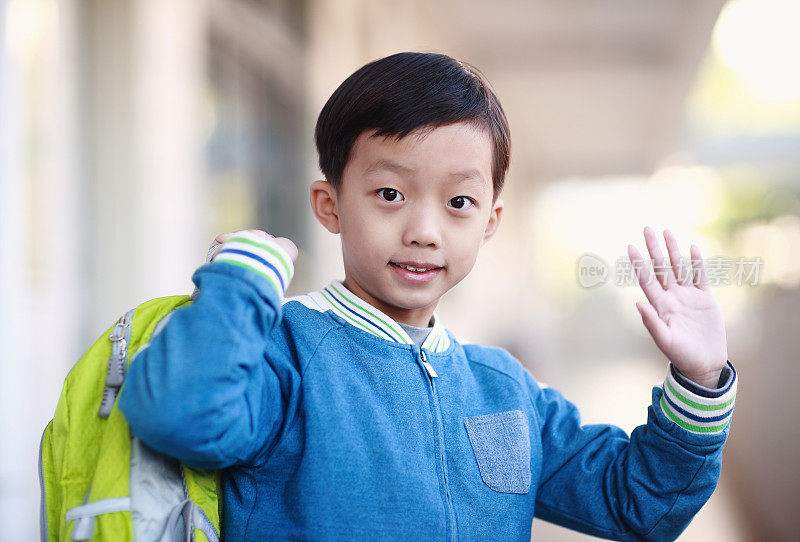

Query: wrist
(682, 369), (723, 389)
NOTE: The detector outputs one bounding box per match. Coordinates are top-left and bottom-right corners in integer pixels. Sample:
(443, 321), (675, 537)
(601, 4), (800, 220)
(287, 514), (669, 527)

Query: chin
(399, 292), (442, 308)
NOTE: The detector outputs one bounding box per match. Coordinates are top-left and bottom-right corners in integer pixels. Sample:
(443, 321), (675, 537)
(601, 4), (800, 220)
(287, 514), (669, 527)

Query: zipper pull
(420, 349), (438, 378)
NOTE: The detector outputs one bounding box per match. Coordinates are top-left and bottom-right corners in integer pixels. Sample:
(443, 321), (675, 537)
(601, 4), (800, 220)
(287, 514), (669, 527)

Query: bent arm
(118, 232), (295, 469)
(530, 361), (737, 541)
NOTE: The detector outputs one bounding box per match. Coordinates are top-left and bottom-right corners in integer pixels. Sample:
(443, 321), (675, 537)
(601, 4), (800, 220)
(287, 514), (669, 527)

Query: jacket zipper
(416, 346), (457, 541)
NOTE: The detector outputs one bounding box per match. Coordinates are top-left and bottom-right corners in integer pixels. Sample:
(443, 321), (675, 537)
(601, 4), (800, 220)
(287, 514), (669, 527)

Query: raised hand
(628, 227), (728, 388)
(207, 230), (299, 263)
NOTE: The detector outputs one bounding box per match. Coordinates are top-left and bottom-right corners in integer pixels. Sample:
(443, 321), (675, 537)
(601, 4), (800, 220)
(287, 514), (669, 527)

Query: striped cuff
(212, 231), (295, 299)
(658, 360), (737, 435)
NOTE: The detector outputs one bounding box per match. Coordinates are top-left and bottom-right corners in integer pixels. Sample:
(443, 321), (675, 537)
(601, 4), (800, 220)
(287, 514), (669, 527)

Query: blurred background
(1, 0), (798, 539)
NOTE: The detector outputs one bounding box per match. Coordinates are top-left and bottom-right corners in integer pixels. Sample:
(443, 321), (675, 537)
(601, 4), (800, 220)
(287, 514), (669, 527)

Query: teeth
(396, 263), (431, 272)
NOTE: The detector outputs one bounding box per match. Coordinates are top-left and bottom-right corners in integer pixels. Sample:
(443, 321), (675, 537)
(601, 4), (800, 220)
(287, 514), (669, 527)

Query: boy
(119, 52), (736, 540)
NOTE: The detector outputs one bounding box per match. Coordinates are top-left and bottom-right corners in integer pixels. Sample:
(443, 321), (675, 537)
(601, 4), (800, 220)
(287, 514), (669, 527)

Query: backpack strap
(66, 497), (132, 540)
(99, 308), (136, 418)
(157, 499), (219, 542)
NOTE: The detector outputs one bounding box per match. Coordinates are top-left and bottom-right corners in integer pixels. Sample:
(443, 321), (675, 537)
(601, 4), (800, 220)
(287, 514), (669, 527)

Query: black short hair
(315, 52), (510, 200)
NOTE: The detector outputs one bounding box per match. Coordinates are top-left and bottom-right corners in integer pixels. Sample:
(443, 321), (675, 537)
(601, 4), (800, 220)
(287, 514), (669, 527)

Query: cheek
(341, 218), (390, 263)
(445, 231), (482, 265)
(449, 219), (488, 248)
(447, 220), (488, 263)
(339, 206), (371, 242)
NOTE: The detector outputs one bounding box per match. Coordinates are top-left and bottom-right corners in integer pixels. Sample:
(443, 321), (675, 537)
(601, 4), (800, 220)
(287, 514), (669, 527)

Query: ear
(310, 180), (340, 234)
(481, 198), (504, 245)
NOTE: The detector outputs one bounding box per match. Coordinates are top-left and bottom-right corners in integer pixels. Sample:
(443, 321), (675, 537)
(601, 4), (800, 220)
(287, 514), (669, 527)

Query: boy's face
(311, 121), (503, 327)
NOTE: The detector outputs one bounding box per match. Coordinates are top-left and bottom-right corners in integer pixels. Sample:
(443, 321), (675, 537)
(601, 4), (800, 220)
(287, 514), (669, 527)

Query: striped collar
(287, 280), (451, 353)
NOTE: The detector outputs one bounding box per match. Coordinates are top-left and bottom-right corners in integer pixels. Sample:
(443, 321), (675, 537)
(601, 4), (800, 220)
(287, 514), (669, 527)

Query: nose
(402, 204), (442, 248)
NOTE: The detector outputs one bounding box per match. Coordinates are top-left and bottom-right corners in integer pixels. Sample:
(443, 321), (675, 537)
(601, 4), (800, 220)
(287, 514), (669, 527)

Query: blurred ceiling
(344, 0), (729, 182)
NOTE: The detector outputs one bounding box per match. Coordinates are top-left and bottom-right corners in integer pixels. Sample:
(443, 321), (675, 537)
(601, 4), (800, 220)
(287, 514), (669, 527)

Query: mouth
(390, 262), (444, 272)
(389, 261), (445, 284)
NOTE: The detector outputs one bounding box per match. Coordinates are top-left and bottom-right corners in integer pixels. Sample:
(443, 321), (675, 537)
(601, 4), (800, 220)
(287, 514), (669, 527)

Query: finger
(636, 301), (671, 351)
(663, 230), (692, 286)
(243, 229), (273, 241)
(643, 226), (674, 289)
(690, 244), (710, 291)
(274, 237), (299, 262)
(214, 233), (235, 244)
(628, 244), (663, 306)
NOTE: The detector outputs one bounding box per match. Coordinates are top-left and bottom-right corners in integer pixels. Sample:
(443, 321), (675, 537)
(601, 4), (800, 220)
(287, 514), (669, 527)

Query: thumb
(636, 301), (671, 352)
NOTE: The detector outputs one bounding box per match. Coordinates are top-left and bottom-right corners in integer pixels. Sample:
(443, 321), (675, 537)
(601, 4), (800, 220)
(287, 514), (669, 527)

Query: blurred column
(130, 0), (208, 299)
(78, 0), (208, 336)
(1, 0), (83, 537)
(0, 0), (31, 537)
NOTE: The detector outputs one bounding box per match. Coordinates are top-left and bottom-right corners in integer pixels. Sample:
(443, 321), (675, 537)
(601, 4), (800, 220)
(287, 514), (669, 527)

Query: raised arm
(118, 230), (297, 469)
(531, 227), (736, 540)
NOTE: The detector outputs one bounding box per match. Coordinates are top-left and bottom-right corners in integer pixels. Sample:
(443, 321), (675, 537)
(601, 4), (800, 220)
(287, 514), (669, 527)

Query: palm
(628, 227), (728, 387)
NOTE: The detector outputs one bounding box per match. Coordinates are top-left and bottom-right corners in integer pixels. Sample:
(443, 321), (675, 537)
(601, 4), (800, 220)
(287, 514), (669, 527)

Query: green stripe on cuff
(228, 236), (293, 280)
(660, 397), (732, 434)
(216, 258), (282, 297)
(666, 378), (736, 412)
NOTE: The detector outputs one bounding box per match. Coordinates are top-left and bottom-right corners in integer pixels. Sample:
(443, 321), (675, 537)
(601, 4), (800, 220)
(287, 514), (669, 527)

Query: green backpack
(39, 295), (221, 541)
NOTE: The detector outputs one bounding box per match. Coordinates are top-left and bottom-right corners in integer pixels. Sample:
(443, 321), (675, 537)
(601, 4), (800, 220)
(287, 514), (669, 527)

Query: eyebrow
(364, 160), (487, 185)
(449, 168), (486, 184)
(363, 159), (415, 176)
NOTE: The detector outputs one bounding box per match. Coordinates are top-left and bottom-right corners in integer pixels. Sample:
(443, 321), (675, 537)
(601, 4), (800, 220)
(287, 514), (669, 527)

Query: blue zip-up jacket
(119, 232), (737, 541)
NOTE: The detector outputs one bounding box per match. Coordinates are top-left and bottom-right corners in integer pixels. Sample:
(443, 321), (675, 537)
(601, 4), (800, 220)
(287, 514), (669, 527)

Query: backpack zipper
(39, 421), (51, 542)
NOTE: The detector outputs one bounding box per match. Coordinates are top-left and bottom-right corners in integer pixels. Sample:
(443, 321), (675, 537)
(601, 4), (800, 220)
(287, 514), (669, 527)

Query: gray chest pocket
(464, 409), (531, 494)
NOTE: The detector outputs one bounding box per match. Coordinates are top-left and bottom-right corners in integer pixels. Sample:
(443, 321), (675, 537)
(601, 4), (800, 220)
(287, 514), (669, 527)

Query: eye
(448, 196), (475, 210)
(377, 188), (404, 202)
